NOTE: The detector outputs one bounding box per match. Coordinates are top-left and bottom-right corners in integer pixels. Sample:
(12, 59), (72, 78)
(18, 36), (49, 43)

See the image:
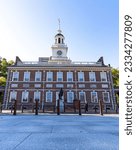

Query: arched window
(58, 38), (61, 44)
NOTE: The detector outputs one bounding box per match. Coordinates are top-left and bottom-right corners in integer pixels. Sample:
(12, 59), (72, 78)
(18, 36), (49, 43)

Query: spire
(58, 18), (62, 33)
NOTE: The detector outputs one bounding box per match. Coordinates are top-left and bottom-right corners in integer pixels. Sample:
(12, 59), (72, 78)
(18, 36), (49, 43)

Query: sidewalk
(0, 114), (119, 150)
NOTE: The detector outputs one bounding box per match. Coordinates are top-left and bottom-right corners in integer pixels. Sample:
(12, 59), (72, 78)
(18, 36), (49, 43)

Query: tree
(0, 77), (6, 86)
(112, 68), (119, 106)
(0, 58), (14, 104)
(112, 68), (119, 88)
(0, 58), (14, 86)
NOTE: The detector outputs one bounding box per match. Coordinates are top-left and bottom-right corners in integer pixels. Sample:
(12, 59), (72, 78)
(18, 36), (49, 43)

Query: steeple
(58, 18), (61, 33)
(49, 20), (71, 64)
(54, 19), (65, 45)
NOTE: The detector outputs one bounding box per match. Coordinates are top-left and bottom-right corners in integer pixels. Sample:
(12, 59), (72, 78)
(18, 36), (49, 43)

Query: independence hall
(3, 27), (116, 113)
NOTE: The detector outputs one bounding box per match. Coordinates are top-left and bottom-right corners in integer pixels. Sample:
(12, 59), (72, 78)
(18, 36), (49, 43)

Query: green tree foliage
(0, 58), (14, 86)
(112, 68), (119, 88)
(0, 77), (6, 86)
(0, 58), (14, 104)
(112, 68), (119, 106)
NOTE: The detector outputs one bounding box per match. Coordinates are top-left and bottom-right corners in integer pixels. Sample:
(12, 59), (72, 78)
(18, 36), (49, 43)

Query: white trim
(35, 71), (41, 81)
(100, 72), (107, 82)
(89, 72), (96, 82)
(9, 91), (17, 102)
(67, 91), (74, 103)
(46, 72), (53, 81)
(91, 91), (98, 103)
(21, 90), (29, 103)
(67, 72), (73, 82)
(57, 72), (63, 82)
(46, 91), (52, 102)
(34, 91), (41, 102)
(23, 72), (30, 81)
(12, 72), (19, 81)
(79, 91), (86, 102)
(78, 72), (84, 82)
(102, 92), (110, 103)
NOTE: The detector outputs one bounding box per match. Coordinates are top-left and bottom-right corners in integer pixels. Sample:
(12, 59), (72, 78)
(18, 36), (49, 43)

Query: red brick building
(3, 28), (116, 112)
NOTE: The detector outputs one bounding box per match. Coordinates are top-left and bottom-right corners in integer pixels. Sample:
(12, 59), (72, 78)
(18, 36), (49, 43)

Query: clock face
(57, 50), (62, 56)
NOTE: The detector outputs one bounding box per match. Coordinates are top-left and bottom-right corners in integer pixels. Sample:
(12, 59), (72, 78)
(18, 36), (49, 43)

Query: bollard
(99, 99), (103, 116)
(57, 99), (60, 115)
(13, 100), (17, 115)
(35, 100), (39, 115)
(21, 105), (23, 113)
(78, 100), (81, 115)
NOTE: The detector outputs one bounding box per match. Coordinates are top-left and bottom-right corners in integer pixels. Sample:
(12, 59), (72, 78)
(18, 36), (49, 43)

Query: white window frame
(100, 72), (107, 82)
(67, 91), (74, 103)
(34, 91), (41, 102)
(79, 91), (86, 102)
(89, 72), (96, 82)
(57, 72), (63, 82)
(9, 91), (17, 102)
(67, 72), (73, 82)
(91, 91), (98, 103)
(103, 92), (110, 103)
(12, 72), (19, 81)
(24, 72), (30, 81)
(35, 72), (41, 81)
(78, 72), (84, 82)
(46, 91), (52, 102)
(22, 91), (29, 102)
(47, 72), (53, 81)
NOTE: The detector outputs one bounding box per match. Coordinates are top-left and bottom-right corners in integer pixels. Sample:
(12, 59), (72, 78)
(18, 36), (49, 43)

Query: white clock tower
(49, 20), (71, 64)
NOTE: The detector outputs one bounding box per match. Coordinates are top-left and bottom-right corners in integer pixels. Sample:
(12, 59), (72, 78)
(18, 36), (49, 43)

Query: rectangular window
(78, 72), (84, 82)
(67, 84), (73, 88)
(23, 84), (29, 88)
(91, 91), (98, 103)
(24, 72), (30, 81)
(22, 91), (29, 102)
(46, 84), (53, 88)
(100, 72), (107, 82)
(35, 72), (41, 81)
(67, 91), (74, 103)
(10, 91), (17, 101)
(102, 84), (108, 88)
(67, 72), (73, 82)
(79, 91), (86, 102)
(78, 84), (85, 88)
(47, 72), (53, 81)
(34, 84), (41, 88)
(89, 72), (96, 82)
(12, 72), (19, 81)
(11, 84), (18, 88)
(46, 91), (52, 102)
(34, 91), (41, 102)
(90, 84), (97, 88)
(57, 72), (63, 82)
(56, 84), (64, 88)
(103, 92), (110, 103)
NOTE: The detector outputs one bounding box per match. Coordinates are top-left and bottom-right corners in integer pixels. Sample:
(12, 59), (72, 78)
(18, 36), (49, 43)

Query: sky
(0, 0), (118, 68)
